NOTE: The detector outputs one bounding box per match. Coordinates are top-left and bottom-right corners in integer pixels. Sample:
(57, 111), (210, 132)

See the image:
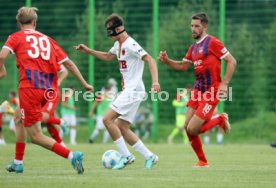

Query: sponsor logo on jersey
(193, 59), (203, 69)
(194, 59), (202, 66)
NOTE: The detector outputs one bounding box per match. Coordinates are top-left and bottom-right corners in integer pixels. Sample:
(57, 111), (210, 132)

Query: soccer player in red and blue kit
(0, 7), (93, 174)
(159, 12), (236, 167)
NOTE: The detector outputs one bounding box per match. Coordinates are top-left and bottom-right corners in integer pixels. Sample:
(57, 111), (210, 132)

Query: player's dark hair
(105, 13), (124, 28)
(192, 12), (208, 25)
(9, 91), (17, 97)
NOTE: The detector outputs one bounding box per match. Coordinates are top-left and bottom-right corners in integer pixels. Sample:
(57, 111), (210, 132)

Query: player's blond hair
(16, 7), (38, 24)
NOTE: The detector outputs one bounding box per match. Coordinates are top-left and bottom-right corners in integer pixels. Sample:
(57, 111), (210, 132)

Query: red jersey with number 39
(3, 29), (68, 89)
(183, 35), (229, 92)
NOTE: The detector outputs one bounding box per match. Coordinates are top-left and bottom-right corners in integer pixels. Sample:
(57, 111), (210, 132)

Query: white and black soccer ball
(102, 150), (121, 169)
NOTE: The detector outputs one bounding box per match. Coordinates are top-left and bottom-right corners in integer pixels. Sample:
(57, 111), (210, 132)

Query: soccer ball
(102, 150), (121, 169)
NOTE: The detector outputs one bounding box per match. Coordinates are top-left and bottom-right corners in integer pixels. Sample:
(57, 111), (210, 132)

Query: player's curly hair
(16, 6), (38, 24)
(192, 12), (208, 25)
(105, 13), (124, 27)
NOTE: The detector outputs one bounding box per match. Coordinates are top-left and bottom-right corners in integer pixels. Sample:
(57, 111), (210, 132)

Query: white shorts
(9, 118), (15, 131)
(62, 114), (77, 126)
(96, 116), (105, 130)
(110, 90), (145, 124)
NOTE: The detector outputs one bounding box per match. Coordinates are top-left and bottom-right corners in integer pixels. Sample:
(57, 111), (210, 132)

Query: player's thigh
(184, 107), (196, 129)
(115, 118), (131, 131)
(14, 107), (22, 126)
(187, 114), (205, 134)
(103, 108), (121, 125)
(25, 122), (43, 140)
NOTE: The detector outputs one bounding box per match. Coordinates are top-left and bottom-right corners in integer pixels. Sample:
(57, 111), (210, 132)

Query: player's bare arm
(158, 51), (191, 71)
(219, 53), (237, 96)
(0, 48), (10, 79)
(142, 54), (160, 92)
(0, 65), (7, 79)
(89, 101), (99, 117)
(63, 59), (93, 91)
(74, 44), (116, 61)
(58, 67), (68, 86)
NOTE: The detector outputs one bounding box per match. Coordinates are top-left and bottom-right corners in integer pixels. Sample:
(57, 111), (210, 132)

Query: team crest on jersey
(199, 47), (203, 54)
(122, 48), (126, 56)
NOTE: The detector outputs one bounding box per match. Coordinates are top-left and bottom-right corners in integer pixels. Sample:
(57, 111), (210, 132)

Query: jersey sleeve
(51, 38), (69, 64)
(2, 34), (18, 54)
(109, 42), (118, 55)
(182, 45), (193, 63)
(109, 46), (116, 55)
(209, 38), (229, 59)
(56, 64), (66, 72)
(128, 40), (148, 59)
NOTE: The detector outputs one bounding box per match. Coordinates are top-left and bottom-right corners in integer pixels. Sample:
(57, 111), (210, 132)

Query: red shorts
(187, 88), (219, 120)
(19, 88), (52, 127)
(42, 89), (60, 116)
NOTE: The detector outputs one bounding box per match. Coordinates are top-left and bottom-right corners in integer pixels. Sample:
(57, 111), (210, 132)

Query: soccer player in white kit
(75, 13), (160, 169)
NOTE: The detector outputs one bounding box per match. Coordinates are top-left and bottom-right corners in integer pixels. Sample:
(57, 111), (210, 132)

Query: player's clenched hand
(84, 84), (94, 92)
(218, 82), (228, 100)
(158, 51), (169, 64)
(74, 44), (89, 53)
(151, 82), (161, 93)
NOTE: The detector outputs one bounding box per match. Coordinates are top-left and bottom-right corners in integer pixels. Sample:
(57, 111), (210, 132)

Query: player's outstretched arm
(158, 51), (190, 71)
(142, 54), (160, 93)
(0, 48), (10, 79)
(63, 59), (93, 91)
(74, 44), (116, 61)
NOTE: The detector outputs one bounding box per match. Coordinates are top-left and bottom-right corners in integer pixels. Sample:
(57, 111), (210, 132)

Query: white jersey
(109, 37), (147, 91)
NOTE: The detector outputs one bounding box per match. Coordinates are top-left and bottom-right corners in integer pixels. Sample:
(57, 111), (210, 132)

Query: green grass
(1, 112), (276, 145)
(1, 144), (276, 188)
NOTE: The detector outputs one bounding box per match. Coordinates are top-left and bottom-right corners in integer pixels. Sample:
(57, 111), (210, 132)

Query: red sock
(186, 131), (207, 162)
(15, 142), (26, 161)
(51, 142), (70, 158)
(46, 117), (61, 125)
(199, 116), (223, 134)
(46, 124), (62, 143)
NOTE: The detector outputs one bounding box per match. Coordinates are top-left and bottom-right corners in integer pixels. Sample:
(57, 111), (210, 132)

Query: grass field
(1, 144), (276, 188)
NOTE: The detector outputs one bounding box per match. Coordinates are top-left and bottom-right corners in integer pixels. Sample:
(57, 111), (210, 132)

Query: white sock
(67, 152), (73, 161)
(70, 129), (76, 144)
(90, 129), (99, 140)
(217, 133), (224, 144)
(114, 137), (131, 157)
(14, 159), (23, 165)
(102, 130), (110, 143)
(132, 140), (153, 160)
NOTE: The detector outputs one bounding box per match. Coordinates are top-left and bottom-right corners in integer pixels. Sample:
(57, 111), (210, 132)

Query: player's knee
(187, 126), (199, 136)
(103, 116), (111, 127)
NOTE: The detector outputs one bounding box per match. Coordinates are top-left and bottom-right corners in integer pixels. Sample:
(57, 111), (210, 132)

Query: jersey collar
(196, 34), (208, 44)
